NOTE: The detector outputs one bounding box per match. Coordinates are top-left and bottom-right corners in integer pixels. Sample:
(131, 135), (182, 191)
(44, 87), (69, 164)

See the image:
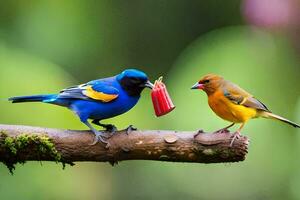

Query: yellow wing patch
(83, 86), (118, 102)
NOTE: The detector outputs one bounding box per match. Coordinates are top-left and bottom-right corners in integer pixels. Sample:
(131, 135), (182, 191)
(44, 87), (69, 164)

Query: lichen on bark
(0, 132), (62, 174)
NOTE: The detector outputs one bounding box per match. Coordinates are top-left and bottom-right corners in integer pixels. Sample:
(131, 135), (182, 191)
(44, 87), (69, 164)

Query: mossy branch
(0, 124), (249, 173)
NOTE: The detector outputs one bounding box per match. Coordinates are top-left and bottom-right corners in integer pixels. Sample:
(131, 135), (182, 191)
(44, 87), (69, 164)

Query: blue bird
(9, 69), (154, 146)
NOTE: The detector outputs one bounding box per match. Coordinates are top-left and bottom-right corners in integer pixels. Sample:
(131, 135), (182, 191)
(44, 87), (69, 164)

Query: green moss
(0, 133), (70, 174)
(4, 137), (17, 155)
(202, 149), (215, 156)
(0, 131), (7, 137)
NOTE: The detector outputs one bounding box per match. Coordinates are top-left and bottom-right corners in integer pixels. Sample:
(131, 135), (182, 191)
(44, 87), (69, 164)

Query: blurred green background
(0, 0), (300, 200)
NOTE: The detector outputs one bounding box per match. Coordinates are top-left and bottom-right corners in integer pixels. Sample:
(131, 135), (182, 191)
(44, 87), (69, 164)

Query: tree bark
(0, 124), (249, 167)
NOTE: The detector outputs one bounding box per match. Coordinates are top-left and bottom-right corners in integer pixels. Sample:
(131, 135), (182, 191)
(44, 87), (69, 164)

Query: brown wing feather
(223, 81), (270, 112)
(242, 97), (270, 112)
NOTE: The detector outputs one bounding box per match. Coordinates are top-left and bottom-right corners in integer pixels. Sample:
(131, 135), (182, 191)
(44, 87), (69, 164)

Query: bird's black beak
(144, 80), (154, 89)
(191, 82), (204, 90)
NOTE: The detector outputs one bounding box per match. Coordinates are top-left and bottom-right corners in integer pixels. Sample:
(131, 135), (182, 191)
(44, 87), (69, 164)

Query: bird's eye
(203, 80), (210, 84)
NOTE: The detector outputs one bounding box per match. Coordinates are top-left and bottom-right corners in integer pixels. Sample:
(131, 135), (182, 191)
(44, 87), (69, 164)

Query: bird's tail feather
(9, 94), (57, 103)
(260, 111), (300, 128)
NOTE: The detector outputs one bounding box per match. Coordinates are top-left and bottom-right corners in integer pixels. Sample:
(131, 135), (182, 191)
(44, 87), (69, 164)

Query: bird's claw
(91, 120), (117, 133)
(101, 132), (114, 139)
(85, 121), (113, 148)
(100, 125), (117, 139)
(89, 132), (111, 148)
(230, 132), (241, 147)
(104, 124), (117, 133)
(125, 125), (137, 135)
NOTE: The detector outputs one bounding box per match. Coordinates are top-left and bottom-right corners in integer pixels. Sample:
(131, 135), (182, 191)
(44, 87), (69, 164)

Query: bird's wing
(59, 80), (119, 102)
(223, 82), (270, 112)
(242, 97), (270, 112)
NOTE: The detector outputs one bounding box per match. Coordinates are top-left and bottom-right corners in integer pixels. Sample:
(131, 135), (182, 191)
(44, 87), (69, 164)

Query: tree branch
(0, 124), (249, 170)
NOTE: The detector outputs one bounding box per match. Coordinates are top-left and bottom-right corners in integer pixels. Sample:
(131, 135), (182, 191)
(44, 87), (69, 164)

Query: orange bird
(191, 74), (300, 145)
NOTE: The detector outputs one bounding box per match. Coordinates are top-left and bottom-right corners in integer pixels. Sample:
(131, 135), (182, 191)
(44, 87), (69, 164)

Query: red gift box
(151, 77), (175, 117)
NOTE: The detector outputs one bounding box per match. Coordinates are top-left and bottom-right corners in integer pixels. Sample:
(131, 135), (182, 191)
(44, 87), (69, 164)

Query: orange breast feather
(208, 91), (257, 123)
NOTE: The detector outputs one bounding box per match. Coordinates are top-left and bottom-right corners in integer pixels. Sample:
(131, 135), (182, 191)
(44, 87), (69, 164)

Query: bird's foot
(90, 131), (111, 148)
(102, 124), (117, 133)
(91, 120), (117, 134)
(98, 124), (117, 144)
(230, 131), (241, 147)
(125, 125), (137, 135)
(101, 131), (115, 139)
(96, 124), (117, 139)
